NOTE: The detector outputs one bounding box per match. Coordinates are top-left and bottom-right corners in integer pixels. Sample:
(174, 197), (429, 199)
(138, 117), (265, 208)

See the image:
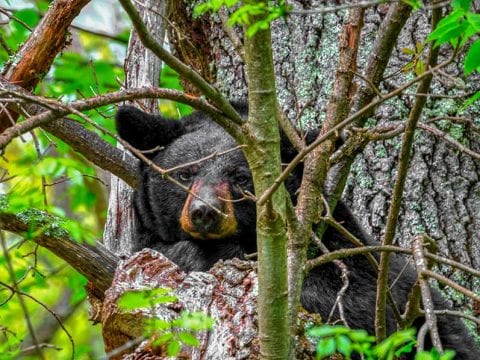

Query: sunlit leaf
(178, 332), (200, 347)
(464, 38), (480, 75)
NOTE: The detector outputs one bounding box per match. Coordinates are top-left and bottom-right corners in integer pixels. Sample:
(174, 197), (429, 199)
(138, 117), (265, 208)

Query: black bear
(116, 103), (479, 359)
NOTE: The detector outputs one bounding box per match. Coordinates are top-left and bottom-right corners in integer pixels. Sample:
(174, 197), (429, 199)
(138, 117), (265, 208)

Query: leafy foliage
(308, 325), (455, 360)
(0, 1), (130, 358)
(118, 289), (214, 357)
(427, 0), (480, 76)
(194, 0), (290, 37)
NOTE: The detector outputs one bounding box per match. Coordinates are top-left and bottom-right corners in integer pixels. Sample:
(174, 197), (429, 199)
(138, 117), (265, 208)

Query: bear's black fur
(116, 104), (479, 359)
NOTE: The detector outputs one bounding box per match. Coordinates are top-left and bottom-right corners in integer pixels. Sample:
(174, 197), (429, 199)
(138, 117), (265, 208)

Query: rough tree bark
(103, 0), (167, 256)
(1, 0), (479, 358)
(167, 1), (480, 309)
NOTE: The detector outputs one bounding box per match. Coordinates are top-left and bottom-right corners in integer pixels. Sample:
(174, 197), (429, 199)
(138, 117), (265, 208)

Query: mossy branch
(0, 211), (118, 299)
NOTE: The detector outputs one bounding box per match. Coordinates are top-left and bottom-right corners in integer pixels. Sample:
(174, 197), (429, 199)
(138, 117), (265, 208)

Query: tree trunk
(103, 0), (167, 256)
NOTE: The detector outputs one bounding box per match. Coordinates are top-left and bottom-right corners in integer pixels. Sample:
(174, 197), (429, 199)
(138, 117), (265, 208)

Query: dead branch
(412, 235), (443, 352)
(418, 123), (480, 160)
(101, 250), (316, 359)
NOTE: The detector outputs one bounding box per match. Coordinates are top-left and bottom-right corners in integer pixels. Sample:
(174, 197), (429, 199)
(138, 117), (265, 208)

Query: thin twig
(30, 131), (49, 208)
(219, 7), (245, 62)
(104, 336), (146, 359)
(0, 7), (32, 30)
(0, 279), (75, 360)
(423, 269), (480, 303)
(165, 145), (246, 174)
(0, 232), (45, 360)
(412, 235), (443, 352)
(428, 309), (480, 327)
(352, 71), (382, 98)
(375, 5), (443, 341)
(257, 55), (454, 206)
(312, 233), (350, 327)
(0, 85), (221, 150)
(418, 123), (480, 160)
(288, 0), (397, 15)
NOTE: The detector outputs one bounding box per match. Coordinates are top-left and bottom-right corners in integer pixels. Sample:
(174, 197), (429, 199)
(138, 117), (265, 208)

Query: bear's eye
(177, 165), (199, 182)
(235, 174), (250, 185)
(178, 170), (193, 182)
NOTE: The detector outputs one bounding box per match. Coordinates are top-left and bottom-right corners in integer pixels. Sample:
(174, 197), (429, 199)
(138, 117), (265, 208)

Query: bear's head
(115, 105), (257, 249)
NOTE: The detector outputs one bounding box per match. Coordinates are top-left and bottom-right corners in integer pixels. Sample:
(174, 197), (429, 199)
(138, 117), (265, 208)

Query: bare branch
(0, 84), (221, 150)
(289, 0), (398, 16)
(418, 123), (480, 160)
(423, 270), (480, 303)
(412, 235), (443, 352)
(312, 233), (350, 327)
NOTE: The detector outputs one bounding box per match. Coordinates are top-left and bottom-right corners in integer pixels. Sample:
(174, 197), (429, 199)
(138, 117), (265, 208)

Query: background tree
(0, 0), (479, 359)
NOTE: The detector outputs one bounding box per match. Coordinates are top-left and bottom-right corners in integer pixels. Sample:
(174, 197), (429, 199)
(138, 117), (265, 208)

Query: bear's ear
(115, 106), (185, 152)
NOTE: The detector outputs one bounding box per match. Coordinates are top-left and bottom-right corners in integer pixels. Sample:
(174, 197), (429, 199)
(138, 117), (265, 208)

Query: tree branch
(375, 5), (442, 341)
(412, 235), (443, 352)
(117, 0), (243, 127)
(0, 0), (91, 132)
(0, 212), (118, 299)
(0, 83), (222, 150)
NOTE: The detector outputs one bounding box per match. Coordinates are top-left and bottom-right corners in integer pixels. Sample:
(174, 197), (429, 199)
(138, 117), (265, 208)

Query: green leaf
(415, 351), (434, 360)
(439, 350), (457, 360)
(166, 339), (182, 356)
(464, 38), (480, 75)
(394, 340), (415, 357)
(117, 288), (176, 311)
(174, 311), (214, 331)
(152, 332), (174, 346)
(466, 12), (480, 31)
(315, 337), (336, 359)
(460, 89), (480, 111)
(427, 9), (465, 43)
(415, 41), (424, 54)
(415, 59), (425, 76)
(308, 325), (348, 338)
(335, 334), (352, 358)
(145, 318), (171, 332)
(452, 0), (472, 11)
(402, 47), (416, 55)
(402, 0), (423, 10)
(349, 329), (375, 343)
(178, 332), (200, 347)
(435, 21), (469, 47)
(11, 9), (40, 31)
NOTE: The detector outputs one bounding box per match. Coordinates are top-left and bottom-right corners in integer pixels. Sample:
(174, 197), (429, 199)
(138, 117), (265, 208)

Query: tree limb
(117, 0), (243, 128)
(0, 212), (118, 299)
(0, 0), (91, 132)
(375, 5), (442, 341)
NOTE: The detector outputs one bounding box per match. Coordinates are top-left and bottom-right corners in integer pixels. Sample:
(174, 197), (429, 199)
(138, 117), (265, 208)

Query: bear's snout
(180, 180), (237, 240)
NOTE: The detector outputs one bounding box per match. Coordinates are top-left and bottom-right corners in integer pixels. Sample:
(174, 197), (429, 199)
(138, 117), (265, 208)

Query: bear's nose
(190, 202), (219, 232)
